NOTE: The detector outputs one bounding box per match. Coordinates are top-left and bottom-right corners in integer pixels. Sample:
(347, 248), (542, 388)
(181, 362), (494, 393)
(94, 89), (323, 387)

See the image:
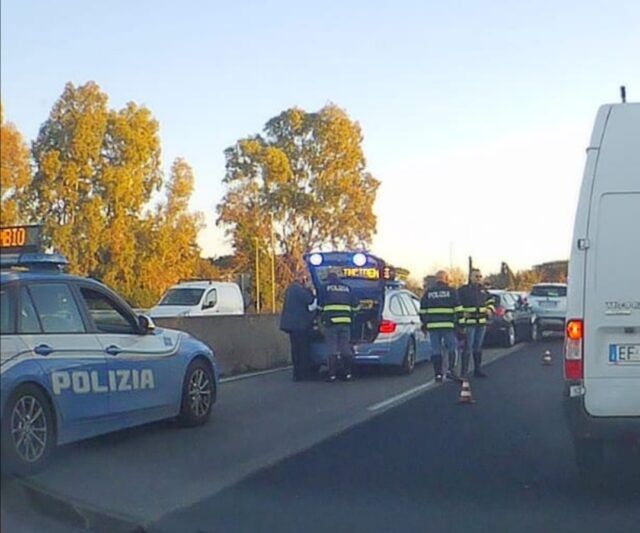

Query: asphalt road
(152, 340), (640, 533)
(1, 343), (520, 530)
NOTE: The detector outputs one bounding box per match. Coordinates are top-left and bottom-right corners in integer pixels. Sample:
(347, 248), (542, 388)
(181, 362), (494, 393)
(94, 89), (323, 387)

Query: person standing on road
(420, 270), (463, 383)
(318, 270), (359, 383)
(458, 269), (496, 378)
(280, 269), (316, 382)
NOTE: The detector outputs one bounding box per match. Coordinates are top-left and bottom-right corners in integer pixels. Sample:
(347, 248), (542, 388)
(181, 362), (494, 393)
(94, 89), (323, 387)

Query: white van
(564, 101), (640, 481)
(149, 281), (245, 317)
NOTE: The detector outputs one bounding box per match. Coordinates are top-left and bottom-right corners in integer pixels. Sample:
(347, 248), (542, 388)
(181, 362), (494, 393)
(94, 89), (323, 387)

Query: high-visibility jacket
(458, 283), (496, 326)
(318, 281), (360, 326)
(419, 282), (463, 330)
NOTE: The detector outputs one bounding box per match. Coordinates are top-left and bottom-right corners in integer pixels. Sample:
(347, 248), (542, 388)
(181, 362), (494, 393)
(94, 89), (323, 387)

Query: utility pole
(270, 213), (276, 313)
(449, 242), (454, 272)
(253, 237), (260, 314)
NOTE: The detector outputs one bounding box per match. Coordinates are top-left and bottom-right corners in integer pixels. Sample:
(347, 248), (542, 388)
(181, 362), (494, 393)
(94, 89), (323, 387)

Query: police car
(0, 240), (219, 474)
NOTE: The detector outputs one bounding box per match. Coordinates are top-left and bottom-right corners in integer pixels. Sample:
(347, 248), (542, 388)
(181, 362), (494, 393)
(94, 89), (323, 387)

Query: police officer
(458, 269), (496, 378)
(318, 270), (359, 382)
(420, 270), (463, 383)
(280, 269), (315, 381)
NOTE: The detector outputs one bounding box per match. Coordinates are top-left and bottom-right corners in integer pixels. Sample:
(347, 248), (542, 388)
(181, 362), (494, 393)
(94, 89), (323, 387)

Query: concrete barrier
(153, 314), (290, 377)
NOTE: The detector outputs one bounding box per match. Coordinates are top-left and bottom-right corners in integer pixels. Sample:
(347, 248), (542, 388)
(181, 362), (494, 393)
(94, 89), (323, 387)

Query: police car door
(18, 282), (110, 425)
(76, 285), (182, 420)
(402, 293), (430, 360)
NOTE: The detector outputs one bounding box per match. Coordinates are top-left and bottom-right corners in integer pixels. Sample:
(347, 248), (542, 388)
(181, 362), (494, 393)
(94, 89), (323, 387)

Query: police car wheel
(178, 360), (214, 427)
(2, 384), (56, 475)
(401, 340), (416, 374)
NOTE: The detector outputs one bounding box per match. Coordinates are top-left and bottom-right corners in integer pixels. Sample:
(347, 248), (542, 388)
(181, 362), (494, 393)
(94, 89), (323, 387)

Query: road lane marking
(368, 380), (436, 412)
(220, 366), (292, 383)
(367, 344), (526, 413)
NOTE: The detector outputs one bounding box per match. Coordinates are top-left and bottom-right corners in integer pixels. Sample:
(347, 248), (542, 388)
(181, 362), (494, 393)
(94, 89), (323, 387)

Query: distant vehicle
(564, 101), (640, 483)
(1, 250), (219, 474)
(149, 280), (244, 318)
(305, 252), (431, 374)
(527, 283), (567, 335)
(485, 290), (538, 347)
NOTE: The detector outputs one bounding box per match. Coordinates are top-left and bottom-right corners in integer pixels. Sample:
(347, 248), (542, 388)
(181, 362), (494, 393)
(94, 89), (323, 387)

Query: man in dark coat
(280, 269), (315, 381)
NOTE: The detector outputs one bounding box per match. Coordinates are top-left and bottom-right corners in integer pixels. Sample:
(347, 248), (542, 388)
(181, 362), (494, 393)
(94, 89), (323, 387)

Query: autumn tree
(134, 158), (204, 306)
(0, 102), (31, 226)
(217, 104), (380, 308)
(29, 82), (202, 306)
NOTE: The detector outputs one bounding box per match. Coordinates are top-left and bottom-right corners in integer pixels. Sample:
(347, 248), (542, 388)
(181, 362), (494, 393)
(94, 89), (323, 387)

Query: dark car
(484, 290), (539, 347)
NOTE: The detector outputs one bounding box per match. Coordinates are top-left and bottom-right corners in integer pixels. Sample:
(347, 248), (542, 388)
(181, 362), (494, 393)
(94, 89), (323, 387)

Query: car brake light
(494, 307), (506, 318)
(379, 320), (397, 334)
(564, 319), (583, 380)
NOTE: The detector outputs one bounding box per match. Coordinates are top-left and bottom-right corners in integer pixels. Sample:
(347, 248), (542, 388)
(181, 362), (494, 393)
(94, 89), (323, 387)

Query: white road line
(368, 380), (436, 412)
(220, 366), (292, 383)
(367, 344), (526, 413)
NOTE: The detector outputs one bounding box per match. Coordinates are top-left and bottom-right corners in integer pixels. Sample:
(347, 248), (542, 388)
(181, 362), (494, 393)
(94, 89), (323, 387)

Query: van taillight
(379, 320), (397, 334)
(564, 319), (584, 380)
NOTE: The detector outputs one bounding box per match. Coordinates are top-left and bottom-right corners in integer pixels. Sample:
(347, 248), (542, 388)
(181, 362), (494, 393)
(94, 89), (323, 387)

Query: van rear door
(583, 103), (640, 417)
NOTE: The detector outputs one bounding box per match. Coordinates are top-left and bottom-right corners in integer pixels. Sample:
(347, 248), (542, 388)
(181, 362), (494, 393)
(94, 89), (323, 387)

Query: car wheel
(503, 324), (516, 347)
(1, 384), (56, 475)
(178, 359), (215, 427)
(401, 339), (416, 375)
(528, 321), (540, 342)
(574, 438), (604, 487)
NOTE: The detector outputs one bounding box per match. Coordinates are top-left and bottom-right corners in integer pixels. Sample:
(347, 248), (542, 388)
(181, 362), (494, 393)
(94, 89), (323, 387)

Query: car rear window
(159, 288), (204, 306)
(530, 285), (567, 297)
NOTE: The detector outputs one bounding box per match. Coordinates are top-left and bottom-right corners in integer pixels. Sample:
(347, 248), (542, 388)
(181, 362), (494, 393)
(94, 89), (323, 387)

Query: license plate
(540, 301), (558, 307)
(609, 344), (640, 364)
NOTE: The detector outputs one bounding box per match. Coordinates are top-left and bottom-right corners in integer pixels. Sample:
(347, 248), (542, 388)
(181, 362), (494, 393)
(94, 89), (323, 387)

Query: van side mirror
(138, 314), (156, 334)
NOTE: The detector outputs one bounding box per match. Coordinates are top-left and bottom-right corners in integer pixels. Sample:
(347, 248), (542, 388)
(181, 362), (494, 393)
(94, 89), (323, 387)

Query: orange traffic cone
(542, 350), (552, 365)
(458, 379), (475, 405)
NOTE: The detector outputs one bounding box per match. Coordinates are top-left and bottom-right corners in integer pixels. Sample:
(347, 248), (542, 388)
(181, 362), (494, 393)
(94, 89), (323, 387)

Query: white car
(150, 281), (245, 318)
(528, 283), (567, 335)
(564, 100), (640, 483)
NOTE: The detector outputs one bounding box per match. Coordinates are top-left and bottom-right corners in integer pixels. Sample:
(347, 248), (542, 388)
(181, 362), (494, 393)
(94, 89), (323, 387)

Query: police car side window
(400, 294), (418, 317)
(389, 296), (404, 316)
(80, 288), (137, 334)
(28, 284), (85, 334)
(0, 287), (15, 334)
(19, 287), (42, 334)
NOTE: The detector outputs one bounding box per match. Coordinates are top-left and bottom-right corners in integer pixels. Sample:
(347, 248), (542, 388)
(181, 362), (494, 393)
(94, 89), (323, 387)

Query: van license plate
(609, 344), (640, 364)
(540, 301), (557, 307)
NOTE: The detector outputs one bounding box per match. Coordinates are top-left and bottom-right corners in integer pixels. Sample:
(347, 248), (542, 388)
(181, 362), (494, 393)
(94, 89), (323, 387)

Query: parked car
(527, 283), (567, 335)
(564, 101), (639, 483)
(485, 290), (538, 347)
(306, 252), (431, 374)
(1, 253), (219, 474)
(149, 280), (244, 318)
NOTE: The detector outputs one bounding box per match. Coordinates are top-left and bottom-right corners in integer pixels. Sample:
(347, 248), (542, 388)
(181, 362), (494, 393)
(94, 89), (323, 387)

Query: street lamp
(270, 213), (276, 313)
(253, 237), (260, 314)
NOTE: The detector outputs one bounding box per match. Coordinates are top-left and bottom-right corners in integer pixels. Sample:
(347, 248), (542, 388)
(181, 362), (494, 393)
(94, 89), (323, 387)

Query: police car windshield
(159, 288), (204, 306)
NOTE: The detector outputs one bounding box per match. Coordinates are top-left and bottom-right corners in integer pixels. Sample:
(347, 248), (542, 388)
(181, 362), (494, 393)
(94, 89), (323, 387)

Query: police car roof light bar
(0, 252), (69, 272)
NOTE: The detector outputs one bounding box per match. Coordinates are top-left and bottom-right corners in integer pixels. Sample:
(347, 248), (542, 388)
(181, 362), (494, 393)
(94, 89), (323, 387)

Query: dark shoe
(435, 374), (444, 383)
(341, 373), (353, 382)
(326, 375), (337, 383)
(473, 370), (487, 378)
(446, 371), (462, 383)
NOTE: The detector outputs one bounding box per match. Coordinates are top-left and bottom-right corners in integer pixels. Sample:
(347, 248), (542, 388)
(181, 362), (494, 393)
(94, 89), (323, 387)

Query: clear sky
(2, 0), (639, 278)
